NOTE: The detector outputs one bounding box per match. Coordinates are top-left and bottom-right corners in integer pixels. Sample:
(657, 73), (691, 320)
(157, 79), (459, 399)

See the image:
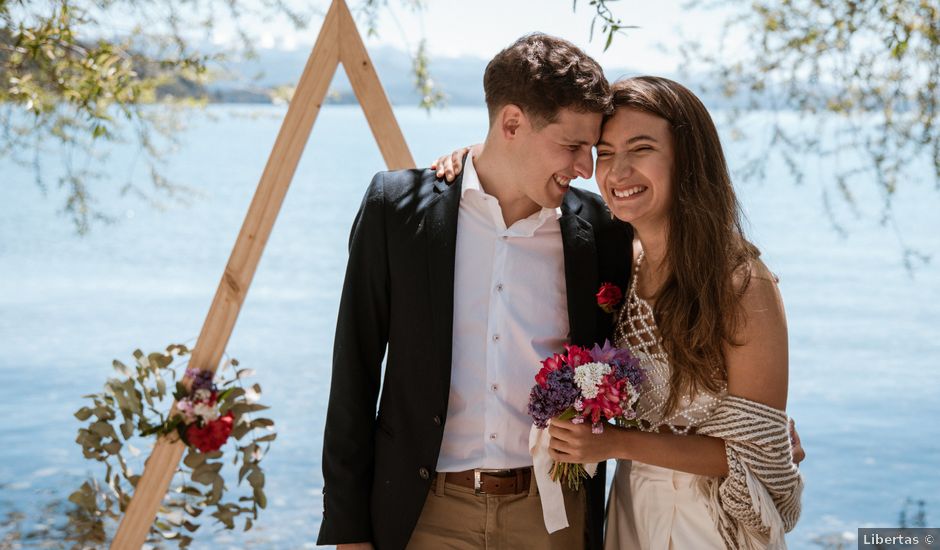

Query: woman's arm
(548, 420), (729, 476)
(430, 144), (481, 181)
(548, 262), (790, 477)
(724, 265), (789, 411)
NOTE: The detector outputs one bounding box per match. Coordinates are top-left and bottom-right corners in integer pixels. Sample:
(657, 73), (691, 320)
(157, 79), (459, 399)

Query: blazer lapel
(421, 172), (462, 400)
(560, 191), (598, 346)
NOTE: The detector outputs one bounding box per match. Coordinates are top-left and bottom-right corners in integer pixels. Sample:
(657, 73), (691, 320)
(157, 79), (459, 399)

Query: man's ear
(499, 104), (526, 140)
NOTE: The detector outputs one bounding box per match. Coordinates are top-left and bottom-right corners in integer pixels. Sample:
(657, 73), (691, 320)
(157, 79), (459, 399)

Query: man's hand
(789, 418), (806, 465)
(337, 544), (374, 550)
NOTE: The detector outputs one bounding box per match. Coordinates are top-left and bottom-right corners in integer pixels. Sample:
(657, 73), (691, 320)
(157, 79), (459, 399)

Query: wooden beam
(336, 0), (415, 170)
(109, 0), (414, 546)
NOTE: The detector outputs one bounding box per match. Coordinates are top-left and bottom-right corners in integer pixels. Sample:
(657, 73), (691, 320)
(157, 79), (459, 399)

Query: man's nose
(574, 149), (594, 179)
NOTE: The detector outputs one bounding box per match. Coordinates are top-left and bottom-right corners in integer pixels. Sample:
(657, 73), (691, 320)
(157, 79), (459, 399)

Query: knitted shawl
(696, 395), (804, 550)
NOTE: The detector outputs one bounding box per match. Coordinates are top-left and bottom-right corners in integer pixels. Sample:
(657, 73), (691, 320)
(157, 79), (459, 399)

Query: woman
(433, 76), (803, 549)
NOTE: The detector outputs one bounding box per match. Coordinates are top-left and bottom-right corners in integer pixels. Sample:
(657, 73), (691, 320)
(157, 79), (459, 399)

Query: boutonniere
(596, 282), (623, 314)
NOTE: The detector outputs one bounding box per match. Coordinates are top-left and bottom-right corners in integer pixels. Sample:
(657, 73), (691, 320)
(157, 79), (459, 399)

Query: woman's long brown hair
(609, 76), (760, 414)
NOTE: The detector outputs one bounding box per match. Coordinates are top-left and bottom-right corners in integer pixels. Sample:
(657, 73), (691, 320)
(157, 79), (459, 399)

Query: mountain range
(202, 45), (640, 106)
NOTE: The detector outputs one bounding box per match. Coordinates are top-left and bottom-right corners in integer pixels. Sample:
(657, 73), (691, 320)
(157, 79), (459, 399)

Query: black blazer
(318, 168), (632, 550)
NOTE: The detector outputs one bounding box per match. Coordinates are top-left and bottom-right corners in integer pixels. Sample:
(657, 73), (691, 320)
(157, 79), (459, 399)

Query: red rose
(596, 283), (622, 314)
(185, 411), (234, 453)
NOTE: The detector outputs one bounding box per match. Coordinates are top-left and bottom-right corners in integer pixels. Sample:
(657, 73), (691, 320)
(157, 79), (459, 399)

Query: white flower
(176, 398), (197, 424)
(573, 362), (611, 399)
(193, 388), (212, 402)
(193, 402), (221, 422)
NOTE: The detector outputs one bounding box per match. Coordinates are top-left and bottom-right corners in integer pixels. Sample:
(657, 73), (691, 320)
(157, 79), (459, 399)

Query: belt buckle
(473, 468), (512, 495)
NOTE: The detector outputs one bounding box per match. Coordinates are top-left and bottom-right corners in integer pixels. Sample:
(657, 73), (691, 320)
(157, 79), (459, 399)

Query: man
(317, 33), (632, 550)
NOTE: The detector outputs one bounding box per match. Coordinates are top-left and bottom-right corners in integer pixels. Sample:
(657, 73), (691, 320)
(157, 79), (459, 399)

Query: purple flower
(615, 362), (646, 389)
(591, 340), (646, 388)
(185, 368), (217, 392)
(528, 368), (580, 429)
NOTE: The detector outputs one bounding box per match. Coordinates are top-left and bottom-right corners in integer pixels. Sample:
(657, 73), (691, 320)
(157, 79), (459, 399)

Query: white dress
(604, 252), (728, 550)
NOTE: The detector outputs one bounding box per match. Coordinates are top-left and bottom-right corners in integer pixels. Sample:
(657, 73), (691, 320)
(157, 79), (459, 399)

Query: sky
(211, 0), (732, 74)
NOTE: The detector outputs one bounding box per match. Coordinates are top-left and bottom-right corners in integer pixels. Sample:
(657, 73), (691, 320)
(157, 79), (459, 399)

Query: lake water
(0, 104), (938, 549)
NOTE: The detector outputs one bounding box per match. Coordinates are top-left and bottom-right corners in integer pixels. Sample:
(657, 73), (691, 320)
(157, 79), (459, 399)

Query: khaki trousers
(406, 472), (586, 550)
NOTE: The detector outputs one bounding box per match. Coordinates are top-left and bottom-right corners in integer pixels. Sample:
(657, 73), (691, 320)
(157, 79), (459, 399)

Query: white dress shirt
(436, 153), (570, 472)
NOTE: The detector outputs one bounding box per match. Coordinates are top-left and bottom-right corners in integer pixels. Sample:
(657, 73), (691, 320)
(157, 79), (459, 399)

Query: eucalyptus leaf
(254, 433), (277, 443)
(179, 485), (203, 497)
(183, 451), (206, 469)
(247, 469), (265, 489)
(120, 418), (134, 440)
(249, 418), (274, 429)
(149, 352), (173, 369)
(231, 422), (251, 441)
(211, 476), (223, 503)
(238, 463), (251, 483)
(191, 468), (215, 486)
(90, 421), (116, 439)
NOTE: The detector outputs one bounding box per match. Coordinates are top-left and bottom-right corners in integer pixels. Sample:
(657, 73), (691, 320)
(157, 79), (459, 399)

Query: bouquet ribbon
(528, 424), (598, 533)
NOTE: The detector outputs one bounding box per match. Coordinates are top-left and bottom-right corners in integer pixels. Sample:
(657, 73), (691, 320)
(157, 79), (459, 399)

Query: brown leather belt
(443, 468), (532, 495)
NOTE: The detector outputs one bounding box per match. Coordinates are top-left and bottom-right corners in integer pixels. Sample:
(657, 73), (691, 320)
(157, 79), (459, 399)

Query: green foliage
(413, 39), (445, 110)
(682, 0), (939, 268)
(0, 0), (316, 234)
(69, 344), (275, 548)
(573, 0), (636, 51)
(357, 1), (444, 111)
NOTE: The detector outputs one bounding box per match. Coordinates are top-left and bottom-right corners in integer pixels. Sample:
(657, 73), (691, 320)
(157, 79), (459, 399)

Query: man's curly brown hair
(484, 33), (612, 129)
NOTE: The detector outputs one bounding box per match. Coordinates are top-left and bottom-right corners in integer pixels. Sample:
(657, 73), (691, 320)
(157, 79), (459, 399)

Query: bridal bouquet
(527, 340), (645, 490)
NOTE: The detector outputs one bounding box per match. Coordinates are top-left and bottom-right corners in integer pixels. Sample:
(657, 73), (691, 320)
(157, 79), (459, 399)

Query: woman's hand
(547, 418), (625, 463)
(429, 144), (478, 182)
(789, 418), (806, 465)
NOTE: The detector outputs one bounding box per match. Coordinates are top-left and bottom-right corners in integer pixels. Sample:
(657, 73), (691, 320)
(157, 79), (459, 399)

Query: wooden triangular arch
(111, 1), (414, 546)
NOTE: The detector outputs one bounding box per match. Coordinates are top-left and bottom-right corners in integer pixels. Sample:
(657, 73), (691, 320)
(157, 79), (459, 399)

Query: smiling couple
(317, 33), (805, 550)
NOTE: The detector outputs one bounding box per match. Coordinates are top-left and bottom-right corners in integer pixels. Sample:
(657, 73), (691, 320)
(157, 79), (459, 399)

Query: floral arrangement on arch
(68, 344), (275, 548)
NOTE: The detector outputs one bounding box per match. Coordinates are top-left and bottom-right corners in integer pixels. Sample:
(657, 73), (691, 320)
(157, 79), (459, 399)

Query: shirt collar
(461, 152), (563, 221)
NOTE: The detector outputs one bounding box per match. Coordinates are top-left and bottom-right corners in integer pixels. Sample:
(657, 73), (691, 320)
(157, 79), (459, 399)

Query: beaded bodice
(613, 251), (727, 434)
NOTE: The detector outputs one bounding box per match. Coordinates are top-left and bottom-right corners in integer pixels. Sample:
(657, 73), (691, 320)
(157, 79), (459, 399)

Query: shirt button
(418, 467), (430, 480)
(501, 235), (508, 240)
(433, 415), (442, 426)
(496, 283), (504, 292)
(489, 433), (497, 440)
(492, 334), (500, 342)
(490, 384), (498, 392)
